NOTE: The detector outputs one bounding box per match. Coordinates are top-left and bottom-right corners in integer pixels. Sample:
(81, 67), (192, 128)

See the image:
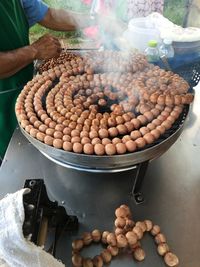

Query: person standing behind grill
(0, 0), (93, 162)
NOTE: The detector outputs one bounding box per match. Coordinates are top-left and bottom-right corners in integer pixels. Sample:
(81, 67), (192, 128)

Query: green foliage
(43, 0), (90, 12)
(29, 0), (88, 43)
(30, 0), (188, 44)
(164, 0), (186, 26)
(30, 24), (83, 43)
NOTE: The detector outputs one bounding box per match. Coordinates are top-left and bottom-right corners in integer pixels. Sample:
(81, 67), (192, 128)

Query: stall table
(0, 84), (200, 266)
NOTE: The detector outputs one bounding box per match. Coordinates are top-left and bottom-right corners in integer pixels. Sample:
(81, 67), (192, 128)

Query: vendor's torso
(0, 0), (33, 92)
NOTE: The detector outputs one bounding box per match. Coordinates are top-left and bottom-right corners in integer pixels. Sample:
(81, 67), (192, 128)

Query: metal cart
(0, 62), (200, 267)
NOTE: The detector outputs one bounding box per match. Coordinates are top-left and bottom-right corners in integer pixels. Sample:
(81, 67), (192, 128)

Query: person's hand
(31, 34), (62, 60)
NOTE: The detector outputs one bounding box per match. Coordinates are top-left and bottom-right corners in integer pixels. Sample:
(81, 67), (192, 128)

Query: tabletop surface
(0, 84), (200, 267)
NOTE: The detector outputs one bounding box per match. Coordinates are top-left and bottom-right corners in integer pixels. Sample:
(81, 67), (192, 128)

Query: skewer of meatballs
(71, 205), (179, 267)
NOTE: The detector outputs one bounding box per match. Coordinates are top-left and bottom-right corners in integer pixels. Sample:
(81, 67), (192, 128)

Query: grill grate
(138, 105), (189, 151)
(191, 69), (200, 87)
(173, 61), (200, 87)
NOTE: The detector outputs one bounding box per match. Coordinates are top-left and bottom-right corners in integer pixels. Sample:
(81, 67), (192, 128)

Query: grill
(174, 61), (200, 87)
(20, 104), (189, 172)
(19, 51), (198, 203)
(20, 102), (190, 204)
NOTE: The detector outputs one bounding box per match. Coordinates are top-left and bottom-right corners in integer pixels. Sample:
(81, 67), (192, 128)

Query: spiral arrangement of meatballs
(16, 51), (194, 156)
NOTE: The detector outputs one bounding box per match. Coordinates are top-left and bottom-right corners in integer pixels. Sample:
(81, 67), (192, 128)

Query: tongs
(160, 55), (172, 71)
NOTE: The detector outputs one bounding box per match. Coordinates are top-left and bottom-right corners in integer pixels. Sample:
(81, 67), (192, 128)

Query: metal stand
(131, 161), (149, 204)
(23, 179), (79, 256)
(1, 112), (200, 267)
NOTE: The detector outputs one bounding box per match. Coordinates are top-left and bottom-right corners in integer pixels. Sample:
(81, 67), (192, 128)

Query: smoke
(96, 13), (127, 48)
(45, 0), (146, 110)
(45, 0), (129, 50)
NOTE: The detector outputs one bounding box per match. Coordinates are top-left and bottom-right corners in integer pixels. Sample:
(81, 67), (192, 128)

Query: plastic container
(173, 40), (200, 55)
(144, 40), (160, 63)
(123, 17), (161, 52)
(159, 39), (174, 58)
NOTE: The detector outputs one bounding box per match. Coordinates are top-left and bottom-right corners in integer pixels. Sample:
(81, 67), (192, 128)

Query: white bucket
(123, 17), (161, 52)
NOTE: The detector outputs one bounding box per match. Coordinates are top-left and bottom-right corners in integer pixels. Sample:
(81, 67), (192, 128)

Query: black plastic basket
(173, 61), (200, 87)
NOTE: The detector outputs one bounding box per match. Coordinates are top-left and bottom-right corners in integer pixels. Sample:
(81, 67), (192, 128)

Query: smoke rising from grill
(39, 2), (193, 117)
(49, 0), (137, 101)
(48, 0), (129, 48)
(47, 0), (139, 90)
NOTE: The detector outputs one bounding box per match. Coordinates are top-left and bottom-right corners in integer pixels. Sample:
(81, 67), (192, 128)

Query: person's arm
(0, 46), (36, 79)
(39, 8), (93, 31)
(0, 35), (61, 79)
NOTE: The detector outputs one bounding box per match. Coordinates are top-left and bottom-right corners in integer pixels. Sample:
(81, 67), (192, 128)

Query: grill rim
(19, 104), (189, 172)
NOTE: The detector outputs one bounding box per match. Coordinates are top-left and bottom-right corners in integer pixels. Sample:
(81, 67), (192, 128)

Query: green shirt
(0, 0), (33, 92)
(0, 0), (33, 158)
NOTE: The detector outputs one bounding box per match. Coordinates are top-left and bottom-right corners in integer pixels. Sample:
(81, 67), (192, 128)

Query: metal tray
(19, 105), (189, 172)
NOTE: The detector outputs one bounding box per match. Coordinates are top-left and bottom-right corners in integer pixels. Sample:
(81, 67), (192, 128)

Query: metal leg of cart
(131, 161), (149, 204)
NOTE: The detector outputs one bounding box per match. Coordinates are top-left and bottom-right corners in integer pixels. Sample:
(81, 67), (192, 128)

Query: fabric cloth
(0, 189), (65, 267)
(148, 12), (200, 42)
(20, 0), (49, 27)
